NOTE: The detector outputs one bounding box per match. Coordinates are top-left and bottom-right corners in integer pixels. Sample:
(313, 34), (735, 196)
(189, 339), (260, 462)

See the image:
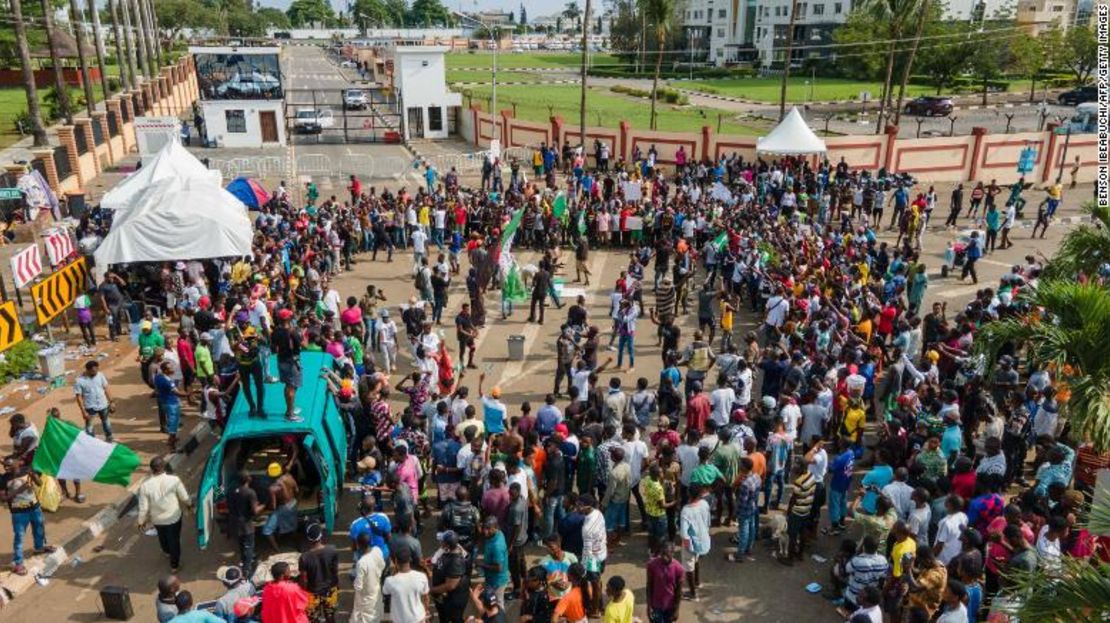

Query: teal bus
(196, 351), (347, 549)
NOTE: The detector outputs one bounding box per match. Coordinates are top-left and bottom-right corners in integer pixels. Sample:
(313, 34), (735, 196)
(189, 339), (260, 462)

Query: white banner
(624, 216), (643, 231)
(9, 244), (41, 288)
(622, 181), (642, 202)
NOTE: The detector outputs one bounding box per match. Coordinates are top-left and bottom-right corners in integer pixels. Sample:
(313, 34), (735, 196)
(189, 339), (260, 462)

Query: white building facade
(389, 46), (463, 140)
(689, 0), (1019, 67)
(191, 46), (286, 148)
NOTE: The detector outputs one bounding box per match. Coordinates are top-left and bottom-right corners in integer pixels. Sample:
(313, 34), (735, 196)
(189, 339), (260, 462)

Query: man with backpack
(961, 231), (982, 284)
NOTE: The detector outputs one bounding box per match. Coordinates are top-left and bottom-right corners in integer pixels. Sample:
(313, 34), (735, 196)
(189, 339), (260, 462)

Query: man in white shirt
(881, 467), (915, 522)
(410, 228), (429, 265)
(709, 376), (736, 427)
(137, 456), (193, 572)
(764, 288), (789, 332)
(778, 398), (802, 444)
(934, 495), (969, 565)
(382, 547), (429, 623)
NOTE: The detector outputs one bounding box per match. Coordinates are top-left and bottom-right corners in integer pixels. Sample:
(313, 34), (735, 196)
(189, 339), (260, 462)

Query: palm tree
(42, 0), (74, 125)
(562, 2), (582, 31)
(107, 0), (133, 90)
(9, 0), (49, 146)
(143, 0), (163, 68)
(118, 0), (140, 85)
(995, 487), (1110, 622)
(778, 0), (800, 120)
(86, 0), (113, 102)
(975, 280), (1110, 452)
(638, 0), (674, 130)
(891, 0), (930, 127)
(1043, 202), (1110, 280)
(130, 0), (152, 78)
(862, 0), (917, 134)
(68, 0), (97, 115)
(579, 0), (591, 152)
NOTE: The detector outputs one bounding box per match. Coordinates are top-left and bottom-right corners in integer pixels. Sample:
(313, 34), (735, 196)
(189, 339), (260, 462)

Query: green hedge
(0, 340), (41, 384)
(590, 66), (756, 80)
(610, 84), (689, 105)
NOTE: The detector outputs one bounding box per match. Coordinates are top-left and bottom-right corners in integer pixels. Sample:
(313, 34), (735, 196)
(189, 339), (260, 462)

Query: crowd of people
(2, 136), (1104, 623)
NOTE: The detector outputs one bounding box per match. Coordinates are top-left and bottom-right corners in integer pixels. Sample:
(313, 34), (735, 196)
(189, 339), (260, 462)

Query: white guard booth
(756, 107), (828, 157)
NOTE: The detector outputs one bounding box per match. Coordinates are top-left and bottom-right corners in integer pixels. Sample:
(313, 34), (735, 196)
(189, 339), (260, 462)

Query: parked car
(340, 59), (358, 68)
(344, 89), (369, 110)
(293, 108), (334, 133)
(1057, 85), (1097, 106)
(903, 96), (954, 117)
(1064, 102), (1098, 133)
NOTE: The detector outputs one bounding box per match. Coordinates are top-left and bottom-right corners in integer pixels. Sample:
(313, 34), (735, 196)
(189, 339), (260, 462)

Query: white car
(340, 59), (358, 68)
(344, 89), (369, 110)
(293, 108), (335, 134)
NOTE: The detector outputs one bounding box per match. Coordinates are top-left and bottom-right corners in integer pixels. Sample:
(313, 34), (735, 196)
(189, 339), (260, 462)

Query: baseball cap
(276, 308), (294, 321)
(554, 423), (569, 437)
(437, 530), (459, 546)
(219, 565), (243, 585)
(140, 320), (153, 331)
(479, 587), (499, 607)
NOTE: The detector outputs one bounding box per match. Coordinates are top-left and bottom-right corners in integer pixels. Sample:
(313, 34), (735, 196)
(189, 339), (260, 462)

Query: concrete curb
(0, 421), (215, 607)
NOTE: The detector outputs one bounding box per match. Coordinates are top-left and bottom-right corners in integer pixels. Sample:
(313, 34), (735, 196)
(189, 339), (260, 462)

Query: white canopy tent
(756, 107), (827, 155)
(93, 176), (253, 267)
(99, 139), (221, 212)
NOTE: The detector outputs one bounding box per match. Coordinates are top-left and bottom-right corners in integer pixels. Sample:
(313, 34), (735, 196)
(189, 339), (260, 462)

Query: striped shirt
(844, 553), (890, 606)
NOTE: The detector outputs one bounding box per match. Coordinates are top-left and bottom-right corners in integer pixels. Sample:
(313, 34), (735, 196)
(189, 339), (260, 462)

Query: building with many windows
(688, 0), (1023, 67)
(1016, 0), (1078, 34)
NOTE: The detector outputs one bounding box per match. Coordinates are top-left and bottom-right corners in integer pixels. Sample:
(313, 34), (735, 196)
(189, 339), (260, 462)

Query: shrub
(0, 340), (41, 384)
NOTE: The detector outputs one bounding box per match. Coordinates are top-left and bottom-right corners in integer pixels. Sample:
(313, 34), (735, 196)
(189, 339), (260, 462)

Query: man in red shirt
(261, 561), (309, 623)
(684, 381), (711, 433)
(348, 175), (361, 205)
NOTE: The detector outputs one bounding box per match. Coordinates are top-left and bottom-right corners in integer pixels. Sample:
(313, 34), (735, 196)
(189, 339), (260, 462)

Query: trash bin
(38, 344), (65, 378)
(507, 335), (526, 361)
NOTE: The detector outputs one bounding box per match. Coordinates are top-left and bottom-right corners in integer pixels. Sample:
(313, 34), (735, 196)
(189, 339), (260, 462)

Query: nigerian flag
(503, 263), (529, 302)
(33, 417), (141, 487)
(712, 230), (728, 251)
(552, 192), (568, 223)
(500, 208), (525, 250)
(577, 210), (587, 236)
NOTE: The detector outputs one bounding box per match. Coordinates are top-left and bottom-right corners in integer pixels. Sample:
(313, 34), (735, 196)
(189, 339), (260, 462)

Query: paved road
(0, 176), (1093, 620)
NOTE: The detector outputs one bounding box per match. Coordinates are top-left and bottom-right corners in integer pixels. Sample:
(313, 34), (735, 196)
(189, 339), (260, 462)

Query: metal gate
(284, 88), (403, 145)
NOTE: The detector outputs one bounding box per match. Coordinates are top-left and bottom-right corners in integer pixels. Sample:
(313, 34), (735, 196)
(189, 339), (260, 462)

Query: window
(225, 110), (246, 133)
(429, 106), (443, 132)
(717, 27), (725, 36)
(718, 9), (727, 17)
(834, 2), (842, 12)
(1052, 4), (1063, 10)
(812, 3), (824, 14)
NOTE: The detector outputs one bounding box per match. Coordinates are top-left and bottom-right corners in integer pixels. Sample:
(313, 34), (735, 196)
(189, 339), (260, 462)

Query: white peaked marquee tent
(94, 176), (253, 266)
(99, 139), (222, 212)
(756, 107), (827, 156)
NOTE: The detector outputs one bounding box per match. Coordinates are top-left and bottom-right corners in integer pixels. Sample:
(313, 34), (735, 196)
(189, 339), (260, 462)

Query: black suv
(1057, 85), (1097, 106)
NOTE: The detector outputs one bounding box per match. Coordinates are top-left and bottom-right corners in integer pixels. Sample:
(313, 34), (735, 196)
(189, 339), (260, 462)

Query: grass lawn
(447, 69), (560, 84)
(684, 77), (936, 103)
(0, 84), (103, 150)
(446, 51), (618, 70)
(458, 84), (770, 136)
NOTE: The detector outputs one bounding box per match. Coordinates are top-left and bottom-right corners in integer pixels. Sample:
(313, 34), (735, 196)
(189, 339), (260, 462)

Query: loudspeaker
(100, 585), (134, 620)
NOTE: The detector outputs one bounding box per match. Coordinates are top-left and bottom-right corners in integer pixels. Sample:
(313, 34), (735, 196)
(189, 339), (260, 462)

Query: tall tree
(140, 0), (161, 69)
(519, 3), (527, 25)
(891, 0), (930, 127)
(777, 0), (800, 120)
(86, 0), (112, 101)
(10, 0), (48, 146)
(106, 0), (131, 90)
(384, 0), (407, 26)
(41, 0), (74, 124)
(130, 0), (152, 78)
(579, 0), (591, 147)
(1053, 25), (1097, 84)
(116, 0), (138, 86)
(562, 2), (581, 31)
(1009, 32), (1046, 102)
(68, 0), (97, 115)
(353, 0), (391, 30)
(287, 0), (336, 27)
(407, 0), (449, 27)
(638, 0), (674, 129)
(256, 7), (291, 28)
(858, 0), (917, 133)
(968, 35), (1011, 106)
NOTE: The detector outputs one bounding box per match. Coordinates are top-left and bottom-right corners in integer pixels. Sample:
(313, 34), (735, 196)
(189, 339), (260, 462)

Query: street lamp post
(456, 13), (500, 146)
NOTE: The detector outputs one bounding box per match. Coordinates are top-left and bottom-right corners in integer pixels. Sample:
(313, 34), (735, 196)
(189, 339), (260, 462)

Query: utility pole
(778, 0), (800, 120)
(580, 0), (591, 151)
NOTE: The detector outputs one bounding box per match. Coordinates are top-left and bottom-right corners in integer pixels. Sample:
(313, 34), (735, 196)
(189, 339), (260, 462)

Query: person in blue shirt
(424, 164), (437, 193)
(827, 439), (856, 534)
(479, 516), (511, 603)
(941, 414), (964, 465)
(433, 428), (463, 503)
(858, 450), (893, 515)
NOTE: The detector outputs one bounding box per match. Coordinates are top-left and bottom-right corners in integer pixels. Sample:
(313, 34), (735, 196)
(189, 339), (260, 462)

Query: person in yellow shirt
(602, 576), (634, 623)
(889, 522), (916, 578)
(842, 397), (866, 445)
(719, 294), (737, 350)
(418, 204), (431, 232)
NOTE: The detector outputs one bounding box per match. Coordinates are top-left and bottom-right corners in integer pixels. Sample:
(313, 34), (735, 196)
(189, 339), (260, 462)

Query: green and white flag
(712, 230), (728, 252)
(33, 417), (141, 487)
(552, 192), (568, 222)
(577, 210), (587, 236)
